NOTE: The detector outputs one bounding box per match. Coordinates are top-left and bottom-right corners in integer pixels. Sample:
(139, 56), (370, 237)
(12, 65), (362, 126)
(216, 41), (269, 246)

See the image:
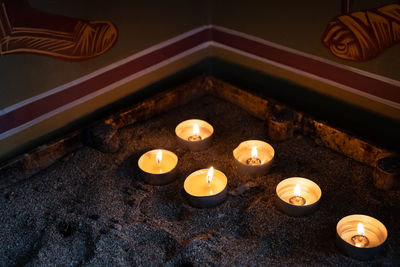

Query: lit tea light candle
(138, 149), (178, 185)
(352, 223), (369, 248)
(336, 214), (388, 260)
(188, 124), (202, 141)
(233, 140), (275, 176)
(184, 167), (228, 208)
(289, 184), (306, 206)
(247, 146), (262, 165)
(275, 177), (321, 216)
(175, 119), (213, 151)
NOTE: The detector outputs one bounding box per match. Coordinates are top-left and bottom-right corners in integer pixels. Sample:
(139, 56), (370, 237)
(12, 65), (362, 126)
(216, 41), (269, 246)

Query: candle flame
(357, 222), (366, 236)
(156, 150), (162, 164)
(206, 167), (214, 185)
(294, 184), (301, 197)
(251, 146), (258, 159)
(193, 124), (200, 136)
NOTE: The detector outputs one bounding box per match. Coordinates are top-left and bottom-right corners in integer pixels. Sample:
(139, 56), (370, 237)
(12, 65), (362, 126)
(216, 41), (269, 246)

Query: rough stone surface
(83, 122), (121, 153)
(210, 77), (392, 167)
(373, 156), (400, 190)
(0, 132), (82, 189)
(210, 78), (269, 120)
(267, 108), (295, 141)
(303, 118), (391, 167)
(0, 95), (399, 266)
(1, 76), (391, 191)
(82, 76), (209, 155)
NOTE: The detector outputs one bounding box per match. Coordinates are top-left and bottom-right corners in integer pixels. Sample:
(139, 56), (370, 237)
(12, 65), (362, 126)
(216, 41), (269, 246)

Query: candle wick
(207, 175), (211, 186)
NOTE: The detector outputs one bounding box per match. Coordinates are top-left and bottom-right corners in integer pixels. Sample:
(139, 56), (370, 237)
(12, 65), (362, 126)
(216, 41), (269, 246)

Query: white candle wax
(138, 149), (177, 174)
(184, 168), (227, 197)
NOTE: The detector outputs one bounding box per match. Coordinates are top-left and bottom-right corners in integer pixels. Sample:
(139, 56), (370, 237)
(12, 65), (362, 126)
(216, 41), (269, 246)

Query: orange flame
(193, 124), (200, 136)
(294, 184), (301, 197)
(156, 150), (162, 164)
(206, 167), (214, 185)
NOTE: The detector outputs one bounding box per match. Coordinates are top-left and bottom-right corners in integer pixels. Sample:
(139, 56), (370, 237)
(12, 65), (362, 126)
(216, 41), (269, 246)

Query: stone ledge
(0, 75), (395, 189)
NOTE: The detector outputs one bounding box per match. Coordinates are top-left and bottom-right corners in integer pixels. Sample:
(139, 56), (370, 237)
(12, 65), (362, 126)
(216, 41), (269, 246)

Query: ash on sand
(1, 96), (399, 266)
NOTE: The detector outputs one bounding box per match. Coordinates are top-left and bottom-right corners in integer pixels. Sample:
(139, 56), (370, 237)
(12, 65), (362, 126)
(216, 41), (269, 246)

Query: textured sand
(0, 95), (399, 266)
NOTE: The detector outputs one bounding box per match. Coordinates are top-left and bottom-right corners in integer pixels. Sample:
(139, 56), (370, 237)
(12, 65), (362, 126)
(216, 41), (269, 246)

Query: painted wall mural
(322, 2), (400, 61)
(0, 0), (118, 60)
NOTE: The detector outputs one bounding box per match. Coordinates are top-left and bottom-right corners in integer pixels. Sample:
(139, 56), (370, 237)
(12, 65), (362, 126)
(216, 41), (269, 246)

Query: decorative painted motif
(0, 0), (117, 60)
(322, 3), (400, 61)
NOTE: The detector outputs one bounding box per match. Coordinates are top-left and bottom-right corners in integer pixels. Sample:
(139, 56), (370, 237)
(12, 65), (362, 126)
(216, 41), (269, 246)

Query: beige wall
(0, 0), (398, 161)
(2, 1), (398, 110)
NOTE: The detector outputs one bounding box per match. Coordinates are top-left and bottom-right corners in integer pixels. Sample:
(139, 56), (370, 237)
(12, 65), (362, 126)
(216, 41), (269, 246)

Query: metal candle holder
(184, 168), (228, 208)
(336, 214), (388, 260)
(275, 177), (321, 216)
(138, 149), (178, 185)
(233, 140), (275, 176)
(175, 119), (214, 151)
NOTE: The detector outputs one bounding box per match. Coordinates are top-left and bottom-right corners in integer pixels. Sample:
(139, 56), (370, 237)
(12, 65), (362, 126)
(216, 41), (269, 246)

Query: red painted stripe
(0, 28), (212, 134)
(211, 28), (400, 103)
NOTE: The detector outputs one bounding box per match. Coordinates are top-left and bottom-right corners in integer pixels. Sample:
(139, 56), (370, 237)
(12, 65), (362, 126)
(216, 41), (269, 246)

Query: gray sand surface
(0, 95), (399, 266)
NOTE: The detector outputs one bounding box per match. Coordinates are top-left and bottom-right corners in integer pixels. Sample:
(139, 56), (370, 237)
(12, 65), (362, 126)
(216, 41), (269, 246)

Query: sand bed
(0, 95), (399, 266)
